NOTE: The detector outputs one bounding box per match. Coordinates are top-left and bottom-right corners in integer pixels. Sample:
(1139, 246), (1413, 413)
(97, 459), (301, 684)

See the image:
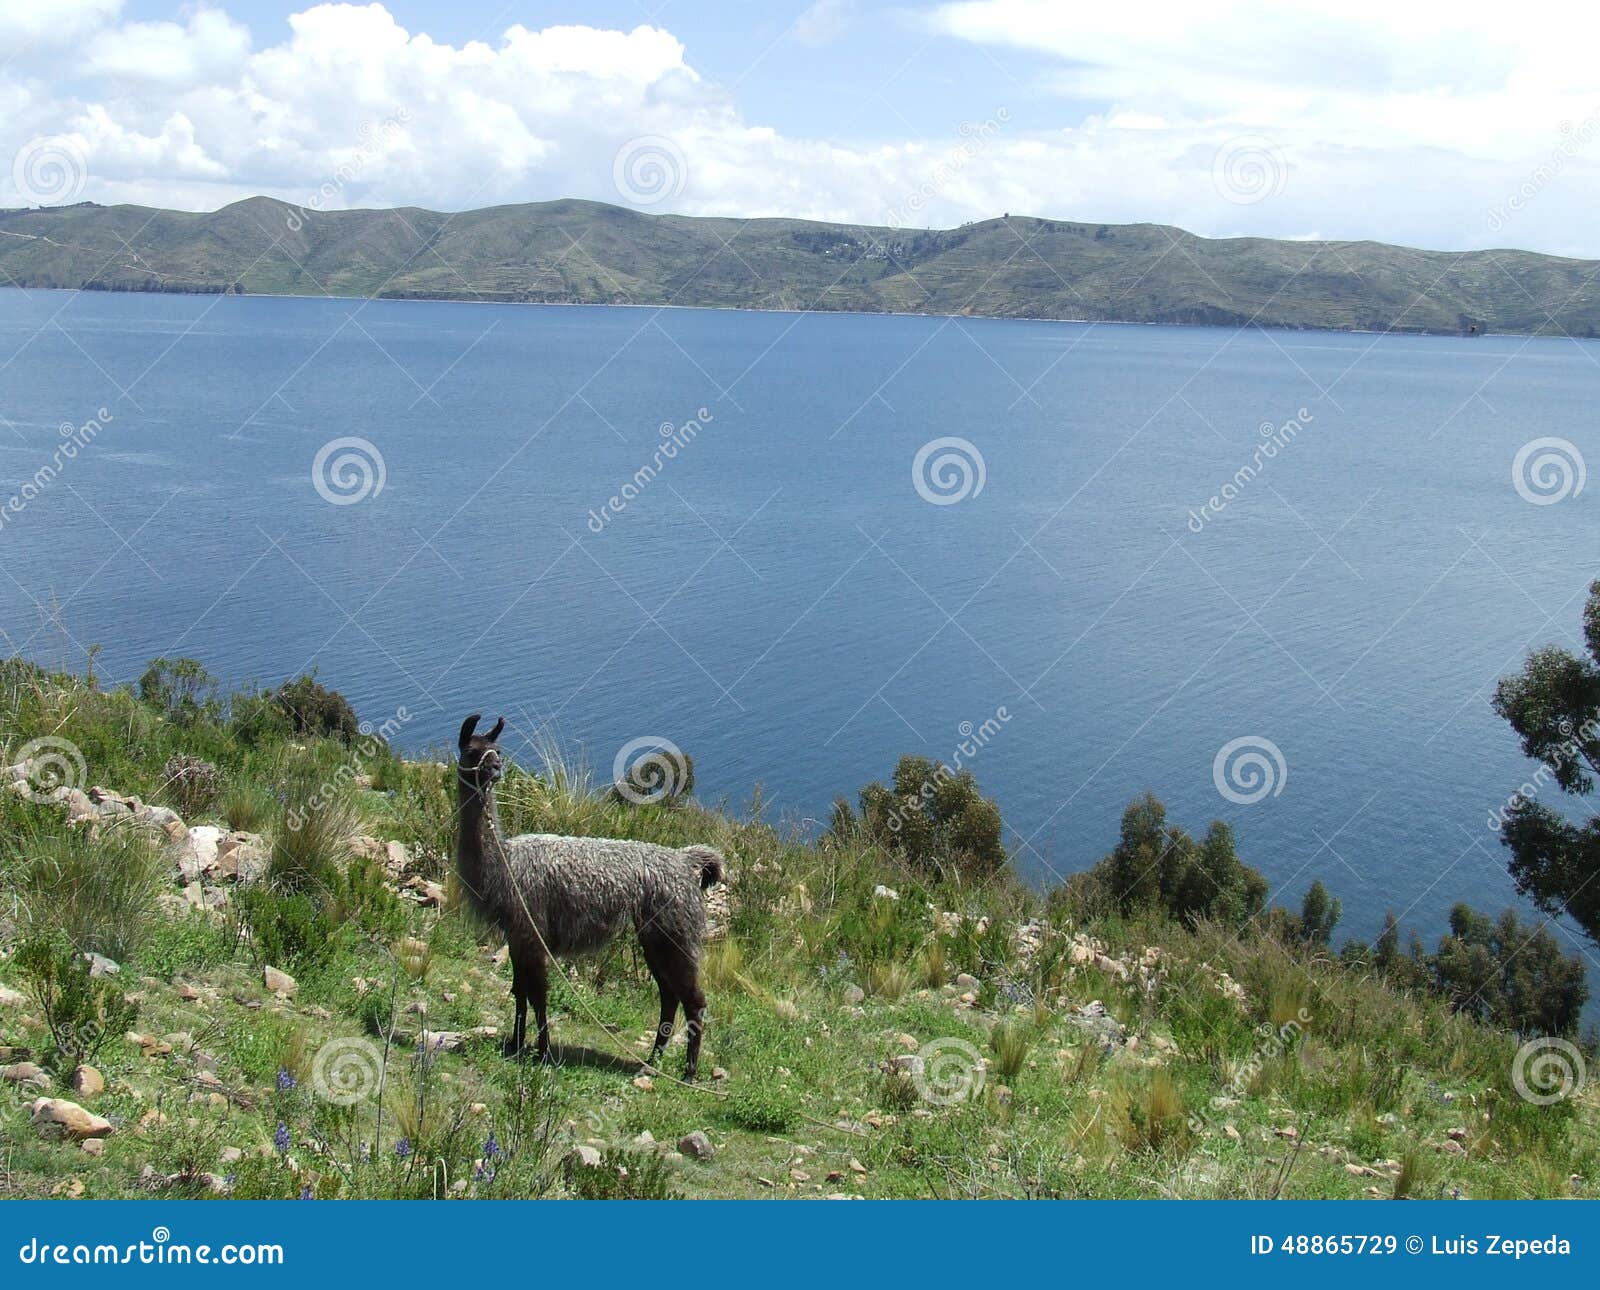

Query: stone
(887, 1054), (924, 1076)
(219, 1146), (243, 1165)
(1446, 1126), (1468, 1142)
(70, 1066), (105, 1097)
(893, 1032), (919, 1051)
(678, 1130), (715, 1161)
(872, 885), (899, 901)
(4, 1061), (51, 1088)
(263, 966), (297, 996)
(0, 983), (27, 1008)
(171, 825), (223, 883)
(841, 984), (865, 1005)
(81, 1138), (105, 1157)
(954, 973), (980, 991)
(30, 1098), (113, 1141)
(84, 953), (119, 978)
(711, 1067), (728, 1081)
(566, 1144), (602, 1169)
(632, 1130), (655, 1147)
(849, 1158), (868, 1174)
(632, 1075), (654, 1091)
(213, 833), (267, 883)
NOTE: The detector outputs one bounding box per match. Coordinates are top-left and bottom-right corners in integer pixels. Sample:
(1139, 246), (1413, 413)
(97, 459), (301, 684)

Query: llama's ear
(458, 714), (480, 750)
(486, 716), (505, 742)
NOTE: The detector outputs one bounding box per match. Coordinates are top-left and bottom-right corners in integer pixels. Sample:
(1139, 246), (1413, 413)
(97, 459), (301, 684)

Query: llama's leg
(676, 966), (708, 1081)
(638, 937), (680, 1066)
(528, 953), (551, 1062)
(507, 955), (528, 1057)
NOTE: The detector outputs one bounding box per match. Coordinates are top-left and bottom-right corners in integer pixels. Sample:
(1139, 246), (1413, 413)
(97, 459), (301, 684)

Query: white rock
(263, 966), (297, 996)
(678, 1130), (715, 1161)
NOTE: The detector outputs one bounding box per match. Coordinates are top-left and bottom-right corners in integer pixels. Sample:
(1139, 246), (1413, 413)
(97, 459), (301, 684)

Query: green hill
(3, 196), (1599, 335)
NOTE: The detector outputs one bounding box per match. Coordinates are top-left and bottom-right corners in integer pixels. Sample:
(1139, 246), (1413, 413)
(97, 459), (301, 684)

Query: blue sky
(6, 1), (1599, 255)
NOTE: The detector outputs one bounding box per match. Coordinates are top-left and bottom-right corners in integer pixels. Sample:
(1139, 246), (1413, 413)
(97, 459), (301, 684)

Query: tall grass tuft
(989, 1019), (1031, 1079)
(14, 818), (165, 962)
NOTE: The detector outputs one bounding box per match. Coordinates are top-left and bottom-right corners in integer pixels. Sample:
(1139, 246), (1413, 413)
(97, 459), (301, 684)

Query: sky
(3, 0), (1600, 255)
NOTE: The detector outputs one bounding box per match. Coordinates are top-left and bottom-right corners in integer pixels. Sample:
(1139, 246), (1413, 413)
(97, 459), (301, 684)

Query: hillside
(1, 656), (1595, 1200)
(4, 197), (1600, 335)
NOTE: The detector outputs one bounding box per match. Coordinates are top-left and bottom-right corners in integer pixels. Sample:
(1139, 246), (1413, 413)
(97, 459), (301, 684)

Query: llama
(453, 714), (723, 1079)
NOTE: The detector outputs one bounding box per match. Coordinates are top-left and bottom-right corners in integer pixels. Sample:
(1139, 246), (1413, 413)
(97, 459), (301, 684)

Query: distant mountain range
(3, 196), (1598, 336)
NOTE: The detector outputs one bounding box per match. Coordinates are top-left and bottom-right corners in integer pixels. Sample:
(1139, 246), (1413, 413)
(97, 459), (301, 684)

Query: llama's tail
(681, 844), (724, 889)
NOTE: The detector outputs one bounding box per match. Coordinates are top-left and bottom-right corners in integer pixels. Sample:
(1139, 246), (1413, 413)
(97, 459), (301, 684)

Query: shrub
(611, 746), (695, 808)
(161, 755), (221, 818)
(15, 934), (139, 1073)
(836, 755), (1006, 881)
(1431, 904), (1587, 1036)
(721, 1081), (802, 1134)
(272, 673), (360, 744)
(237, 886), (336, 972)
(138, 656), (220, 726)
(1081, 794), (1268, 929)
(329, 856), (408, 943)
(989, 1020), (1031, 1079)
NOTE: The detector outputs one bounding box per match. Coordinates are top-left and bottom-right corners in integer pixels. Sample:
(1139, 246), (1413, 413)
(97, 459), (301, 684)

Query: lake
(1, 287), (1595, 956)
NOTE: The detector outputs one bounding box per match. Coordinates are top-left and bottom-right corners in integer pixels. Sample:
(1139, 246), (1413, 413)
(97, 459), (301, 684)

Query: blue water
(1, 287), (1596, 959)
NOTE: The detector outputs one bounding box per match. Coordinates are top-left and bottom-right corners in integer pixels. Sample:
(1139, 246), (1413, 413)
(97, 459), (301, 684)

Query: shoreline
(0, 279), (1567, 342)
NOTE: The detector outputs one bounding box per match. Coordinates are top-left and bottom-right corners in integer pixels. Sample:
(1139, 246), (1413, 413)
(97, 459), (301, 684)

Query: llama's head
(457, 713), (506, 793)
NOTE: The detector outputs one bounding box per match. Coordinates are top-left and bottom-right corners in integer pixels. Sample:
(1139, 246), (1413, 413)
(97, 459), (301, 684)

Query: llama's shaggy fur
(454, 714), (722, 1077)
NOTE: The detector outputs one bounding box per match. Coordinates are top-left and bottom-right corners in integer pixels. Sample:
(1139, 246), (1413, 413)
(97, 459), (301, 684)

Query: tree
(1492, 579), (1600, 943)
(1087, 793), (1268, 929)
(834, 754), (1006, 881)
(1299, 880), (1342, 947)
(1431, 904), (1587, 1037)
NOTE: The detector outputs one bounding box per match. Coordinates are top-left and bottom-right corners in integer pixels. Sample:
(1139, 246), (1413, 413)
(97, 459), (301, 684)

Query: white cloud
(1, 1), (1597, 257)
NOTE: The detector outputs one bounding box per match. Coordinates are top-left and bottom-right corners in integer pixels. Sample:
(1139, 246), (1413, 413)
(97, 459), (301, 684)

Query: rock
(70, 1066), (104, 1097)
(134, 803), (186, 841)
(632, 1130), (655, 1147)
(81, 1138), (105, 1157)
(263, 966), (297, 997)
(175, 984), (202, 1002)
(849, 1158), (868, 1175)
(711, 1066), (728, 1081)
(170, 825), (223, 883)
(841, 984), (865, 1005)
(0, 983), (27, 1008)
(678, 1131), (715, 1161)
(632, 1075), (654, 1091)
(566, 1144), (602, 1169)
(954, 973), (980, 991)
(1223, 1124), (1241, 1142)
(1446, 1126), (1468, 1142)
(84, 953), (119, 978)
(3, 1061), (51, 1088)
(887, 1054), (924, 1075)
(220, 1146), (243, 1164)
(872, 885), (899, 901)
(30, 1097), (114, 1141)
(791, 1168), (811, 1182)
(213, 833), (267, 883)
(893, 1032), (919, 1051)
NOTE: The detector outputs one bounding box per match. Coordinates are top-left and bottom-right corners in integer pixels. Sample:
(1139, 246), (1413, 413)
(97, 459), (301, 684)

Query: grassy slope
(4, 198), (1600, 335)
(1, 661), (1596, 1200)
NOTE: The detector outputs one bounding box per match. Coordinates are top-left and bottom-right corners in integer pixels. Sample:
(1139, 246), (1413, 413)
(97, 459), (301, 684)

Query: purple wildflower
(276, 1068), (297, 1092)
(274, 1122), (290, 1153)
(394, 1137), (412, 1160)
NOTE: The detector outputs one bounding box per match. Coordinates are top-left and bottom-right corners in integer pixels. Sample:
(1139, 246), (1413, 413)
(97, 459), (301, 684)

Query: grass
(0, 654), (1597, 1200)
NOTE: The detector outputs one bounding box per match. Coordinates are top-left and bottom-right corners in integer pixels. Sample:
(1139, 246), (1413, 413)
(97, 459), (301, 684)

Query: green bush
(138, 656), (220, 726)
(833, 754), (1007, 881)
(237, 886), (336, 972)
(1075, 794), (1268, 930)
(721, 1080), (802, 1133)
(563, 1147), (682, 1200)
(272, 673), (361, 744)
(15, 934), (139, 1073)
